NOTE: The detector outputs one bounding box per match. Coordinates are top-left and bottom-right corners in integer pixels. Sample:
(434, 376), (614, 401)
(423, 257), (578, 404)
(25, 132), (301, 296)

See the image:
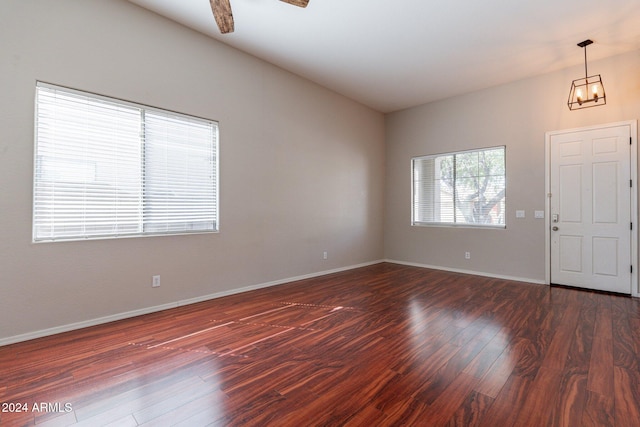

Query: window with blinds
(33, 82), (218, 242)
(412, 146), (506, 227)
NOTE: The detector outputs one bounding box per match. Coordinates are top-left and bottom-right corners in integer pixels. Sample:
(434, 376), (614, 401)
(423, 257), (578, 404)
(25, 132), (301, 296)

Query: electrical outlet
(465, 252), (471, 260)
(323, 251), (328, 260)
(152, 275), (161, 288)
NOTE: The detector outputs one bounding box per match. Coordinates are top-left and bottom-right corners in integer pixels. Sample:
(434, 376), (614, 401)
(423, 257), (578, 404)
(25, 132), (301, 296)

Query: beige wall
(0, 0), (385, 342)
(385, 49), (640, 285)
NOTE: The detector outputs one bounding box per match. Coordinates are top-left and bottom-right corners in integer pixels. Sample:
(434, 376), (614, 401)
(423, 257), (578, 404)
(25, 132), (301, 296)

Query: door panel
(592, 162), (617, 223)
(592, 237), (618, 276)
(550, 125), (631, 294)
(559, 236), (582, 272)
(559, 164), (582, 222)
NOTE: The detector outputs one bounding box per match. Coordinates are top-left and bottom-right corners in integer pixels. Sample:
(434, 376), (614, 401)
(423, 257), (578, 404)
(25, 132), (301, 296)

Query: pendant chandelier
(567, 39), (606, 111)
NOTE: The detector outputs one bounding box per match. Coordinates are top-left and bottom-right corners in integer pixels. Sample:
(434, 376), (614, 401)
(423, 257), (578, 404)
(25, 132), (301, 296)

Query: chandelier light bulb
(576, 88), (583, 105)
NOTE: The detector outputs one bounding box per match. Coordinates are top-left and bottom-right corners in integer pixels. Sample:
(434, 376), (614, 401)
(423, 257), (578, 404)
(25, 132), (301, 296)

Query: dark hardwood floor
(1, 263), (639, 426)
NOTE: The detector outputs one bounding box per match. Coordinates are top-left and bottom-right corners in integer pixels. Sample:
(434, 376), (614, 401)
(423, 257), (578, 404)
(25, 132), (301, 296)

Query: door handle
(552, 226), (559, 231)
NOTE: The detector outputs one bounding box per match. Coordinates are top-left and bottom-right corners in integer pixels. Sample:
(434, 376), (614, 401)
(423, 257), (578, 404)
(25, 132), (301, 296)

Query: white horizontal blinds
(413, 157), (433, 223)
(33, 82), (218, 242)
(143, 111), (217, 233)
(413, 155), (454, 224)
(34, 84), (143, 241)
(412, 147), (505, 227)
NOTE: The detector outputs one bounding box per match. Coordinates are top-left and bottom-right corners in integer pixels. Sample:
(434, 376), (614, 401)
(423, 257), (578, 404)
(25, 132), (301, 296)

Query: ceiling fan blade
(210, 0), (234, 34)
(280, 0), (309, 8)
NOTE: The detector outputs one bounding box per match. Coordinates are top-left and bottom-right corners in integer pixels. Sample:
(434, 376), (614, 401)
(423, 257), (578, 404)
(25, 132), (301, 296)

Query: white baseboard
(177, 259), (384, 307)
(384, 259), (547, 285)
(0, 259), (385, 347)
(0, 302), (178, 348)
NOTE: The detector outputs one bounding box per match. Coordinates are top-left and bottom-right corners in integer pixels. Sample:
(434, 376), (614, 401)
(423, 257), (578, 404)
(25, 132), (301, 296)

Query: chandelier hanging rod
(578, 39), (593, 78)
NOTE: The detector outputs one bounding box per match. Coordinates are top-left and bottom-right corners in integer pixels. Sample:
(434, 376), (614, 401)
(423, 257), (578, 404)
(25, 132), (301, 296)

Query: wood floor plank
(546, 367), (589, 427)
(545, 300), (598, 426)
(588, 336), (614, 398)
(588, 296), (615, 398)
(477, 374), (533, 427)
(473, 339), (520, 398)
(34, 410), (77, 427)
(414, 328), (497, 406)
(135, 389), (228, 427)
(445, 391), (494, 427)
(614, 365), (640, 426)
(513, 366), (564, 427)
(73, 374), (212, 425)
(102, 414), (138, 427)
(541, 301), (582, 372)
(1, 263), (639, 426)
(462, 326), (512, 379)
(342, 404), (389, 426)
(581, 390), (615, 427)
(611, 297), (640, 371)
(376, 396), (432, 426)
(423, 372), (479, 425)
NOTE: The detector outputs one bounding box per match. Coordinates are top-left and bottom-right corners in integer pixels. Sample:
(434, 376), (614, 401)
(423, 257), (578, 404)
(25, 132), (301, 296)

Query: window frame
(411, 146), (506, 229)
(33, 82), (219, 243)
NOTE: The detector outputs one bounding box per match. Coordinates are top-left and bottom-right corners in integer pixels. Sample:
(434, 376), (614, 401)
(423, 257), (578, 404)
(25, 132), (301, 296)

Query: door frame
(544, 120), (639, 296)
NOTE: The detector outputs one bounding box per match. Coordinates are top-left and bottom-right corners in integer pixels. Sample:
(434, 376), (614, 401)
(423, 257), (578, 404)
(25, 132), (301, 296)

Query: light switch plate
(516, 210), (525, 218)
(534, 210), (545, 219)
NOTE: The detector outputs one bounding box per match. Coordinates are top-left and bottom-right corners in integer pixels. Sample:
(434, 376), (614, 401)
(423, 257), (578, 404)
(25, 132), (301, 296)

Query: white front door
(549, 124), (632, 294)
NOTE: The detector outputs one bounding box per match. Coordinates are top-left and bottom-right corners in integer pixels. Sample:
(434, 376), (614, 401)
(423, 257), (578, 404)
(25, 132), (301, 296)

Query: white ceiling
(127, 0), (640, 113)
